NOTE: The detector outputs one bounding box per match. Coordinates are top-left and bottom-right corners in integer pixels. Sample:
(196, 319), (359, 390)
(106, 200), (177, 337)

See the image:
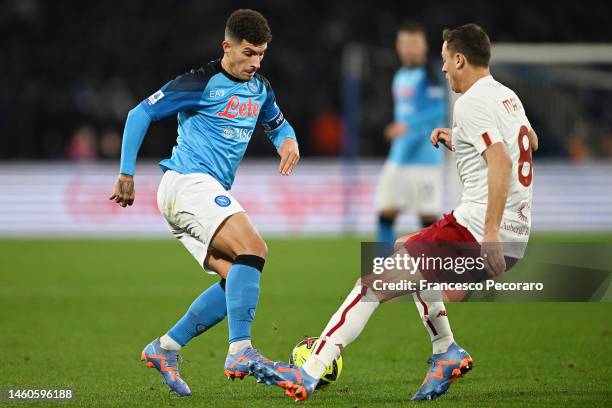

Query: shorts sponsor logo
(146, 90), (164, 105)
(214, 195), (231, 207)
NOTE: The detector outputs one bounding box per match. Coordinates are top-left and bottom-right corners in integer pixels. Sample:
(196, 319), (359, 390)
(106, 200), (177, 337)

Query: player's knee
(394, 232), (418, 251)
(379, 210), (398, 224)
(258, 239), (269, 258)
(420, 217), (437, 228)
(242, 237), (267, 259)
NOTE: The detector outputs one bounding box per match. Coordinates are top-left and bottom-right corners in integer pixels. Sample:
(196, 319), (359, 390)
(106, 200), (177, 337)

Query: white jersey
(451, 75), (533, 258)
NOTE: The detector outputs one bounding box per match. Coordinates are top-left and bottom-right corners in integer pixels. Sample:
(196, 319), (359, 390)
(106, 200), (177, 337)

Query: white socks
(303, 285), (380, 379)
(228, 339), (252, 354)
(300, 286), (455, 382)
(159, 334), (256, 354)
(160, 334), (253, 354)
(413, 290), (454, 354)
(160, 334), (182, 351)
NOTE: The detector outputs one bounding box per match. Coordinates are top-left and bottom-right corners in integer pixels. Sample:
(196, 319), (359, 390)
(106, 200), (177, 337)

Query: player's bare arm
(109, 173), (135, 208)
(481, 142), (512, 276)
(278, 138), (300, 175)
(528, 128), (538, 151)
(430, 127), (453, 151)
(384, 122), (408, 142)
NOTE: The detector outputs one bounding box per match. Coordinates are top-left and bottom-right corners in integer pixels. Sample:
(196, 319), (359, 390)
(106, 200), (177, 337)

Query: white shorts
(375, 162), (443, 215)
(157, 170), (244, 274)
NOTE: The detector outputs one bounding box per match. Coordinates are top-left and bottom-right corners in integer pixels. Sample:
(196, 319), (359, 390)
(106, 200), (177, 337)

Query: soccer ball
(289, 337), (343, 388)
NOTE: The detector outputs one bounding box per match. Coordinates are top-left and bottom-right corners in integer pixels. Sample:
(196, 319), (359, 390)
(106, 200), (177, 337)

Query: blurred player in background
(376, 22), (448, 244)
(377, 22), (457, 400)
(109, 9), (299, 397)
(250, 23), (537, 402)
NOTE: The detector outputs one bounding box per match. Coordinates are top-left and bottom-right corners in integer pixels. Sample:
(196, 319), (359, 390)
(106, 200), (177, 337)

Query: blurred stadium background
(1, 1), (611, 406)
(1, 0), (612, 236)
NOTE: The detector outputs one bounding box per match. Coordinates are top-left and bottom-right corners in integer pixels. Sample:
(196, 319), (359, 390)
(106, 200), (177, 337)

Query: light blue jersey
(388, 66), (447, 166)
(119, 59), (296, 189)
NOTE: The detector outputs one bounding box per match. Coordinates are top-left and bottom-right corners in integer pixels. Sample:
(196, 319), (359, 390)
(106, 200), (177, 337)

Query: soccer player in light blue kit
(108, 9), (299, 397)
(376, 22), (448, 243)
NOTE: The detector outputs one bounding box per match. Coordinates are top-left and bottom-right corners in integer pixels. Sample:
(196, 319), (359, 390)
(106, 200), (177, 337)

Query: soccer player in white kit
(250, 23), (538, 402)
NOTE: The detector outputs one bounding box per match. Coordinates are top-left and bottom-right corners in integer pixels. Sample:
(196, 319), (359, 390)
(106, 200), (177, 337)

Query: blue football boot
(223, 346), (269, 380)
(140, 338), (191, 397)
(411, 342), (474, 401)
(249, 359), (319, 401)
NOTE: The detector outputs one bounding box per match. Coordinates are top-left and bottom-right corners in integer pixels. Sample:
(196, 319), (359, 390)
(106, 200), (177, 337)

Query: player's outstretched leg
(251, 284), (380, 401)
(140, 279), (227, 396)
(411, 342), (474, 401)
(141, 338), (192, 397)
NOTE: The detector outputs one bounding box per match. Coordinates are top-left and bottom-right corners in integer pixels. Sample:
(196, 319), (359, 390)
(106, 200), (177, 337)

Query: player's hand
(430, 127), (453, 151)
(384, 122), (407, 142)
(481, 231), (506, 277)
(278, 138), (300, 175)
(109, 173), (135, 208)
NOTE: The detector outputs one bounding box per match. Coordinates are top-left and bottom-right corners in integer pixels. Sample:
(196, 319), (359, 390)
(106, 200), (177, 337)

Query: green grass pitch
(1, 237), (611, 407)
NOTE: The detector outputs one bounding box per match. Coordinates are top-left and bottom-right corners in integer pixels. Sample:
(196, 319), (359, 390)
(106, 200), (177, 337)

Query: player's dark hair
(225, 9), (272, 45)
(398, 21), (426, 35)
(442, 24), (491, 68)
(397, 21), (441, 86)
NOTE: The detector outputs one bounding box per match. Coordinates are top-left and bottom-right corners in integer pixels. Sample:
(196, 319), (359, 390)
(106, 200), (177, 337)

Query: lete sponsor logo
(217, 96), (260, 118)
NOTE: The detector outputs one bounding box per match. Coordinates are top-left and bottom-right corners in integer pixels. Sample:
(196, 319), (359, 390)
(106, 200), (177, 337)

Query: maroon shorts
(404, 212), (477, 245)
(403, 212), (484, 283)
